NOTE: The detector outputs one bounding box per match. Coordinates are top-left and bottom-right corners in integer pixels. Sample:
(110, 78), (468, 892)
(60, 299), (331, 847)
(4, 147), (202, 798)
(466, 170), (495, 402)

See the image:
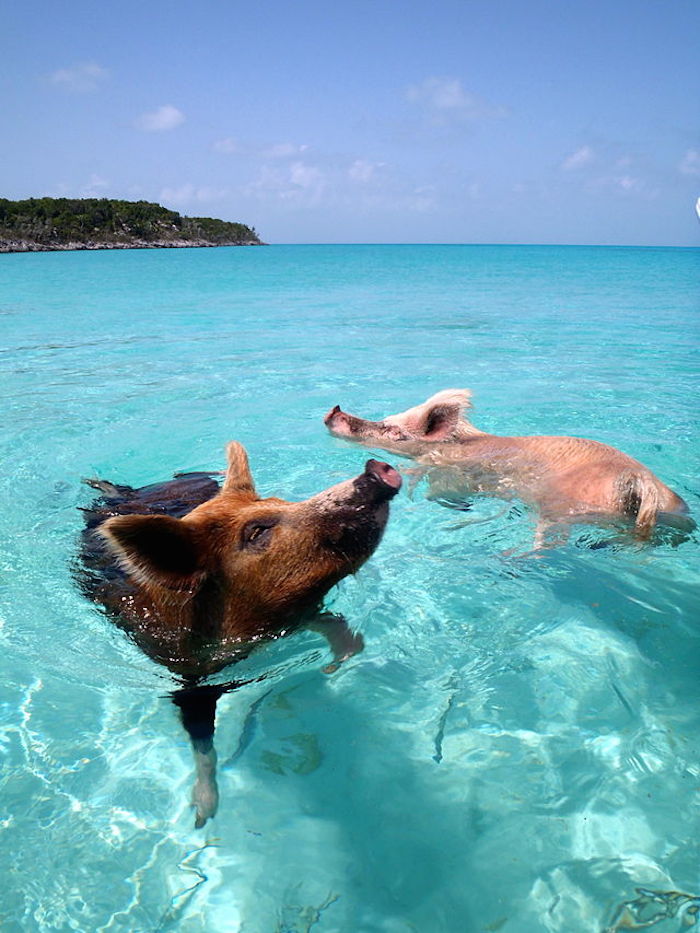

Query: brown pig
(78, 442), (401, 826)
(325, 389), (691, 547)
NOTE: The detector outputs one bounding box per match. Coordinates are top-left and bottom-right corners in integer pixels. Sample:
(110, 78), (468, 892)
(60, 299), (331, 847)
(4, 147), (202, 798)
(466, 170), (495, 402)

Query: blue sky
(3, 0), (699, 245)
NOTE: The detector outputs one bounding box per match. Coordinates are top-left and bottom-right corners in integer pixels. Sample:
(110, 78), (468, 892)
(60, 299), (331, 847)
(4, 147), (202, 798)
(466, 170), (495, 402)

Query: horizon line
(262, 241), (700, 249)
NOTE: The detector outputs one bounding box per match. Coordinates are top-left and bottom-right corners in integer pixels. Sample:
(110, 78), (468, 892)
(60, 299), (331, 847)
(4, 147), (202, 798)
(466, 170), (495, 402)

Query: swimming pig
(78, 442), (401, 826)
(325, 389), (691, 547)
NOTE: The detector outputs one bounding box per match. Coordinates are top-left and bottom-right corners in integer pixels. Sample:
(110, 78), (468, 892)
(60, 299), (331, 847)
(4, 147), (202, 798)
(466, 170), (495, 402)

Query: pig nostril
(364, 459), (402, 492)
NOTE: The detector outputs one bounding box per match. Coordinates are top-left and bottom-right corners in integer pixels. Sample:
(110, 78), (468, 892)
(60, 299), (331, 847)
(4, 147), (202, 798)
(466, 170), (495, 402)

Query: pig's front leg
(172, 684), (224, 828)
(307, 613), (364, 674)
(190, 736), (219, 829)
(423, 464), (475, 507)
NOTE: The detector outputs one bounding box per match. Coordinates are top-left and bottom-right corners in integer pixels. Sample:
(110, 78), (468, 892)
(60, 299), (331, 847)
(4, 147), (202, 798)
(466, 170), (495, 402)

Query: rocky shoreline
(0, 237), (262, 253)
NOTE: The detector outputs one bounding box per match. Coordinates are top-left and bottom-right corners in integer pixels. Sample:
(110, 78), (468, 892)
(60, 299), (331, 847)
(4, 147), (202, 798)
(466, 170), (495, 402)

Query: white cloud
(80, 174), (110, 196)
(243, 161), (327, 206)
(562, 147), (658, 198)
(348, 160), (384, 183)
(561, 146), (595, 171)
(408, 77), (474, 112)
(263, 142), (310, 159)
(213, 138), (310, 160)
(679, 149), (700, 176)
(50, 62), (107, 92)
(587, 172), (655, 199)
(617, 175), (640, 192)
(240, 151), (446, 216)
(213, 137), (240, 154)
(137, 105), (185, 132)
(408, 186), (438, 213)
(288, 162), (325, 196)
(160, 184), (228, 206)
(406, 77), (504, 124)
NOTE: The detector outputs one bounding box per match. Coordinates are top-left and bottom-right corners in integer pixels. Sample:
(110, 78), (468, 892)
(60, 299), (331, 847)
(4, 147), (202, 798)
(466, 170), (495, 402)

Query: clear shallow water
(0, 244), (698, 932)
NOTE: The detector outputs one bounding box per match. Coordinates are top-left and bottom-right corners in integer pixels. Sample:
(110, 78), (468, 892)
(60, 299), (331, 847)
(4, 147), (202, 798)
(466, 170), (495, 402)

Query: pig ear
(422, 389), (473, 416)
(222, 441), (256, 497)
(421, 389), (473, 438)
(98, 514), (204, 590)
(422, 404), (460, 439)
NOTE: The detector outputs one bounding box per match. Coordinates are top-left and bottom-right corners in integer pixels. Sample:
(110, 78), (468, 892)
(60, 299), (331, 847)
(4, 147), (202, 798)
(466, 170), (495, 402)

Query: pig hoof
(192, 777), (219, 829)
(322, 662), (340, 675)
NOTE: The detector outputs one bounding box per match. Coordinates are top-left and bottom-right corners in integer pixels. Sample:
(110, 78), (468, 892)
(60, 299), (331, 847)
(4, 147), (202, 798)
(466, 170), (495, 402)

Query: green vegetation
(0, 197), (262, 251)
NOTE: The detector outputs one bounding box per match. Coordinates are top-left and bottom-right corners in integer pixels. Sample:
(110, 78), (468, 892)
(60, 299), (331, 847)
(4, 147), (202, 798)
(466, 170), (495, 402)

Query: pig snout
(324, 404), (342, 425)
(364, 459), (402, 499)
(324, 405), (373, 439)
(324, 405), (348, 434)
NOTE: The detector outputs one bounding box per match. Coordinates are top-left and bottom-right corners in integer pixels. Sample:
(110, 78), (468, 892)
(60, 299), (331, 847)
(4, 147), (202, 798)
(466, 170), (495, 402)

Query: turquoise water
(1, 244), (698, 932)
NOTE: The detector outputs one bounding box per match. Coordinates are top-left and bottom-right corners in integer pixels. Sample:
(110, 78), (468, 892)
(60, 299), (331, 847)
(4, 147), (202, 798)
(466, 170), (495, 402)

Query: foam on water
(0, 245), (698, 931)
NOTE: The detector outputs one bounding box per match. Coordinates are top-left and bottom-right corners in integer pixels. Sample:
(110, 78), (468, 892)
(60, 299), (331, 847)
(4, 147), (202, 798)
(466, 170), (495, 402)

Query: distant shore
(0, 197), (263, 254)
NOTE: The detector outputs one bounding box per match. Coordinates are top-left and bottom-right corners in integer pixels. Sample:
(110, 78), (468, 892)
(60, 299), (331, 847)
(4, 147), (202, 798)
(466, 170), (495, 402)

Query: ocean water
(0, 244), (698, 932)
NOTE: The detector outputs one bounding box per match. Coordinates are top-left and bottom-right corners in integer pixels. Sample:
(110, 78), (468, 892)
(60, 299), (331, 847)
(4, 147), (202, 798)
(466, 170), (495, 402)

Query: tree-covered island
(0, 198), (263, 252)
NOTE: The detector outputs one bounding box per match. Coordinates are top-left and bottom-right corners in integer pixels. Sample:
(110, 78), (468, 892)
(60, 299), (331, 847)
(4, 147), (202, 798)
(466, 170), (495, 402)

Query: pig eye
(241, 518), (278, 550)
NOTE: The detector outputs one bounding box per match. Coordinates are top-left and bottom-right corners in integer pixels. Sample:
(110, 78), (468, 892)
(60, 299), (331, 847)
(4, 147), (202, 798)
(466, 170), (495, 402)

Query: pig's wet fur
(77, 444), (400, 827)
(325, 389), (693, 548)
